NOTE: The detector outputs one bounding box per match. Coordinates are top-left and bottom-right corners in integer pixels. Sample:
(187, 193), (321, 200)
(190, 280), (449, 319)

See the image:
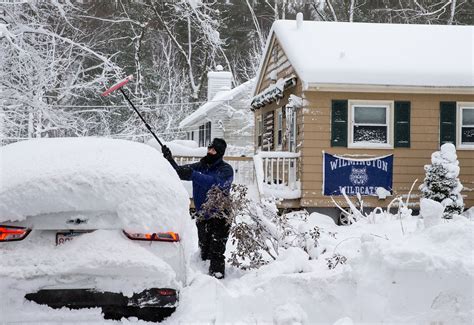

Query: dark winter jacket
(178, 158), (233, 219)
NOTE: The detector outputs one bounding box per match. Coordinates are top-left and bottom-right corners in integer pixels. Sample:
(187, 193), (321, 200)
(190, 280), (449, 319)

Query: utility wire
(46, 97), (238, 109)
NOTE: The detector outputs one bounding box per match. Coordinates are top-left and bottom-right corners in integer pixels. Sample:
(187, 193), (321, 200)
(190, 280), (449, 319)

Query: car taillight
(123, 230), (180, 242)
(157, 289), (176, 296)
(0, 225), (31, 242)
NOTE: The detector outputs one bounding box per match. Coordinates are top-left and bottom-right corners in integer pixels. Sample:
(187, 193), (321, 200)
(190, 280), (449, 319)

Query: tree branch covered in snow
(149, 0), (229, 100)
(310, 0), (472, 25)
(0, 2), (121, 142)
(201, 185), (323, 270)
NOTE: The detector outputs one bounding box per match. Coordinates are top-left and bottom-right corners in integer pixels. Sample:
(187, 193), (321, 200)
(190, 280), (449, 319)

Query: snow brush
(101, 75), (164, 148)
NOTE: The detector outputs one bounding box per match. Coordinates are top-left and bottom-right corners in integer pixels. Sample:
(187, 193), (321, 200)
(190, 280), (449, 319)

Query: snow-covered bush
(201, 185), (322, 270)
(326, 253), (347, 269)
(333, 185), (414, 232)
(419, 143), (464, 219)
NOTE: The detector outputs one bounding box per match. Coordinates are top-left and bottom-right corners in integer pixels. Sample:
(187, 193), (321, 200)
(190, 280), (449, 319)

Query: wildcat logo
(349, 167), (368, 185)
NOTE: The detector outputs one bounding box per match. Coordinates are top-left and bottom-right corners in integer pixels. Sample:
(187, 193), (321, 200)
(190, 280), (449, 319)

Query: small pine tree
(419, 143), (464, 218)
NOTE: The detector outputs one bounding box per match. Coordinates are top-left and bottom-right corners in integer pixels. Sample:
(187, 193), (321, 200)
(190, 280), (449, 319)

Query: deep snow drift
(164, 213), (473, 324)
(2, 212), (472, 324)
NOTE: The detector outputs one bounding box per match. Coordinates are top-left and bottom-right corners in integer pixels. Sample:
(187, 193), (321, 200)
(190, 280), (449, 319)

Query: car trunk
(0, 211), (186, 286)
(2, 210), (121, 230)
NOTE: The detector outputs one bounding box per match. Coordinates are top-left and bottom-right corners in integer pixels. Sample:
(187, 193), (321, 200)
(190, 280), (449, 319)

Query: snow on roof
(263, 20), (473, 88)
(179, 79), (254, 128)
(0, 138), (190, 231)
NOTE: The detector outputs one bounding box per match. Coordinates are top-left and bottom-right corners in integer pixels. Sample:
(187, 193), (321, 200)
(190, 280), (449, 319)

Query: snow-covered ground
(2, 212), (472, 324)
(1, 138), (472, 324)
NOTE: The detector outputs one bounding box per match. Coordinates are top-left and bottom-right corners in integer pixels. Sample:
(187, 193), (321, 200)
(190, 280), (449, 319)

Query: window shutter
(331, 100), (348, 147)
(394, 101), (411, 148)
(262, 111), (275, 151)
(440, 102), (456, 145)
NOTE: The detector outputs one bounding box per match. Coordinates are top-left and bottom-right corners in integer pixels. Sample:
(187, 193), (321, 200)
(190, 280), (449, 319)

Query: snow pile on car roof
(0, 138), (190, 230)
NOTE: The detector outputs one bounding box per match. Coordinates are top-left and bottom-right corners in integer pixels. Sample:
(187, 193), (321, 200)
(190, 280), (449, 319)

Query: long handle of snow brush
(118, 88), (163, 147)
(101, 75), (163, 148)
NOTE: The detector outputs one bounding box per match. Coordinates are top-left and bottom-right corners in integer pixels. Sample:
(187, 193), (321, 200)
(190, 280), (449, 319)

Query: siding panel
(299, 91), (474, 208)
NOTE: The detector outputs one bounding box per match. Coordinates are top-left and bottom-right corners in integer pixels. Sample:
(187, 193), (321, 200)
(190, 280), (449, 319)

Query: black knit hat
(208, 138), (227, 156)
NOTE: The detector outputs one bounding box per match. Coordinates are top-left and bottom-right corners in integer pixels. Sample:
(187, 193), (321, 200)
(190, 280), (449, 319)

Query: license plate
(56, 231), (88, 246)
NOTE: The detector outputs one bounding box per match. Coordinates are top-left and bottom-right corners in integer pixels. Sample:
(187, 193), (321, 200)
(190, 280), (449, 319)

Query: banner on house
(323, 153), (393, 196)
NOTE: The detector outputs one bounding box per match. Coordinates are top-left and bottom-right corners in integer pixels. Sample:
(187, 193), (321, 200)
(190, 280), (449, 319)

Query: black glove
(177, 166), (193, 181)
(162, 145), (173, 161)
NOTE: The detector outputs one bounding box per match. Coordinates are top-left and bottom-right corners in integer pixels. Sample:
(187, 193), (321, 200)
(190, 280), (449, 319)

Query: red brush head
(101, 75), (133, 97)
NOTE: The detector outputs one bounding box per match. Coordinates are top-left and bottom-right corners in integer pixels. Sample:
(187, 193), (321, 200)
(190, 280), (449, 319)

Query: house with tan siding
(251, 16), (473, 217)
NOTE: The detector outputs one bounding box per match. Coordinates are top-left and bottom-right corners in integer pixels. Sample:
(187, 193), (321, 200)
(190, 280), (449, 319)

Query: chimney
(207, 65), (233, 101)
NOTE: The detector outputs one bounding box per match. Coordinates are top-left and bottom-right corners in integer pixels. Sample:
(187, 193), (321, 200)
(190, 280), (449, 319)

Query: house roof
(256, 20), (473, 91)
(179, 79), (254, 128)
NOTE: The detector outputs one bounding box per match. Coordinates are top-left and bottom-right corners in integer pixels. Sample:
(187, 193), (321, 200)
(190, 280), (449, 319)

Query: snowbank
(164, 215), (473, 324)
(351, 218), (473, 323)
(0, 138), (190, 232)
(2, 177), (472, 324)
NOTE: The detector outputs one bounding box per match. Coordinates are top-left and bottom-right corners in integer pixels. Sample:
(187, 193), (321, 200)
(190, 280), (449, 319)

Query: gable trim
(252, 34), (277, 97)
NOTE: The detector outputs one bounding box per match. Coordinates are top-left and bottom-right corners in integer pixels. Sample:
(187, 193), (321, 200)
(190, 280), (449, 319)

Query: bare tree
(0, 2), (120, 143)
(149, 0), (231, 100)
(310, 0), (472, 25)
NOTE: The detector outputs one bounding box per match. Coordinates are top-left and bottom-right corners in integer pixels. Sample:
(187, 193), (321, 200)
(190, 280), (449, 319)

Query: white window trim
(348, 100), (394, 149)
(457, 102), (474, 150)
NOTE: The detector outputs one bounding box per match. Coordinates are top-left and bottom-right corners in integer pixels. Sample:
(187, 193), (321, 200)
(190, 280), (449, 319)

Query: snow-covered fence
(253, 151), (301, 199)
(174, 156), (255, 186)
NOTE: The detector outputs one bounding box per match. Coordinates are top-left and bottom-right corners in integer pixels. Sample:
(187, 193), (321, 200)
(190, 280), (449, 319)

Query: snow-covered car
(0, 138), (194, 321)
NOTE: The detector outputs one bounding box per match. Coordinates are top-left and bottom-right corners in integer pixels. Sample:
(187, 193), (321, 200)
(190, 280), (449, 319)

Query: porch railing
(175, 152), (301, 200)
(253, 151), (301, 199)
(174, 156), (255, 185)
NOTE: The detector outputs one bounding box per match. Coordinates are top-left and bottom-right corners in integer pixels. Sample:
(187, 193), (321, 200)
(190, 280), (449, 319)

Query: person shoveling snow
(162, 138), (233, 279)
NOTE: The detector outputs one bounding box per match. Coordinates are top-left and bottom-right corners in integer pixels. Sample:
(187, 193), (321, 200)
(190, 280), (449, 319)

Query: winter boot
(209, 271), (224, 279)
(209, 258), (225, 279)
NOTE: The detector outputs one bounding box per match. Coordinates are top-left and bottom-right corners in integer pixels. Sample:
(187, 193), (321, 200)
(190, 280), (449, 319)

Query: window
(205, 121), (212, 146)
(458, 102), (474, 149)
(277, 108), (283, 146)
(349, 101), (393, 148)
(198, 122), (212, 147)
(199, 125), (205, 147)
(257, 115), (263, 147)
